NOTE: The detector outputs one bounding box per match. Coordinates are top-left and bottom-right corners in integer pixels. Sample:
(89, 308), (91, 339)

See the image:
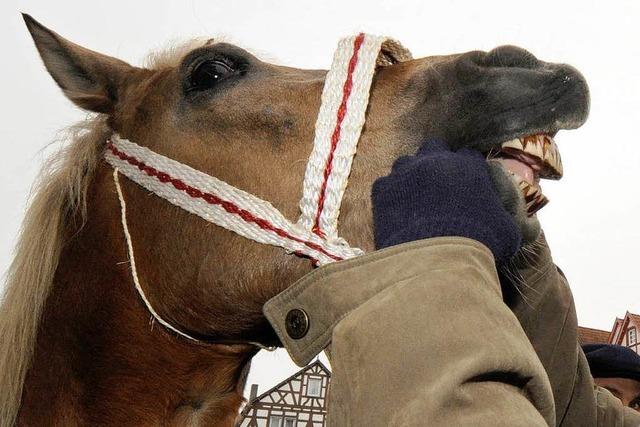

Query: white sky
(1, 0), (639, 399)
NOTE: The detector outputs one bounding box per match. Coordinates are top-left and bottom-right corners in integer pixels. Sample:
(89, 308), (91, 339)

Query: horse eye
(189, 60), (234, 91)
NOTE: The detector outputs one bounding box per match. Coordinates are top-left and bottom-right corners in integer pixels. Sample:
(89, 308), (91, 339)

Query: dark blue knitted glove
(372, 139), (521, 263)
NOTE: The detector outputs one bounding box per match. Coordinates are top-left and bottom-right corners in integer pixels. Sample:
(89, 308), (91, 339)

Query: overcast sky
(1, 0), (639, 398)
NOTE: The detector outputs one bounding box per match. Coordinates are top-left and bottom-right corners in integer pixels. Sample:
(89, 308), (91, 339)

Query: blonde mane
(0, 118), (109, 425)
(0, 39), (230, 426)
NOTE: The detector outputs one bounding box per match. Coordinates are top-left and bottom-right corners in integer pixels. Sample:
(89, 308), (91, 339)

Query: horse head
(2, 14), (589, 426)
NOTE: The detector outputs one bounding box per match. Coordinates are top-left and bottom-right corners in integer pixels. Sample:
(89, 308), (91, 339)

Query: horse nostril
(482, 45), (540, 69)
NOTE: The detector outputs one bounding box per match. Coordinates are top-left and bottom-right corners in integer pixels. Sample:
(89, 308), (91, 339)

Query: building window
(629, 328), (637, 346)
(307, 377), (322, 397)
(269, 416), (296, 427)
(269, 415), (282, 427)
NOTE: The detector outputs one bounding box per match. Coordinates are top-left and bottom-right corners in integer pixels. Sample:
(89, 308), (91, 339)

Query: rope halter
(105, 34), (412, 343)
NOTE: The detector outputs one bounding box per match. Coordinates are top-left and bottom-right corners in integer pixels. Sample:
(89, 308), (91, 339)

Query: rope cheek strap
(105, 34), (411, 343)
(298, 34), (410, 241)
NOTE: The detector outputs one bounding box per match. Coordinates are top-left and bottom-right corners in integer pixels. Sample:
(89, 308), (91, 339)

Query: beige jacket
(264, 237), (640, 426)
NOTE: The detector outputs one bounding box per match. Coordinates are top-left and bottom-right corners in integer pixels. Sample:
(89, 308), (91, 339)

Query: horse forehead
(144, 39), (215, 69)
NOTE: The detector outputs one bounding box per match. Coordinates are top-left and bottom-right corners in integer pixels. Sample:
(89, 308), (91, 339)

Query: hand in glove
(372, 139), (522, 264)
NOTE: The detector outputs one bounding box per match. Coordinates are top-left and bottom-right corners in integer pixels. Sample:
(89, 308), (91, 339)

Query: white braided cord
(112, 168), (200, 341)
(106, 137), (363, 266)
(114, 168), (278, 350)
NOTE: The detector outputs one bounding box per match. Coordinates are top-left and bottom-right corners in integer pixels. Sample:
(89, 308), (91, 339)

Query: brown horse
(0, 14), (589, 426)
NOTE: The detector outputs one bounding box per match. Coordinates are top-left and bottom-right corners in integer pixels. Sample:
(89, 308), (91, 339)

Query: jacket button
(285, 308), (309, 339)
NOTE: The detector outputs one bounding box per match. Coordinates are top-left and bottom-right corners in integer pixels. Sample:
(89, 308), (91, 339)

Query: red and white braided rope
(298, 34), (411, 241)
(106, 137), (362, 266)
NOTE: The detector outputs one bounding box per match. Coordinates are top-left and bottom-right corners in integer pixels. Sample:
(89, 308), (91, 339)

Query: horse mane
(0, 118), (109, 425)
(0, 39), (208, 427)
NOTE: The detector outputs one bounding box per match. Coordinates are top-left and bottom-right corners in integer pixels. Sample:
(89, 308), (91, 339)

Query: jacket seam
(548, 302), (576, 419)
(556, 349), (580, 426)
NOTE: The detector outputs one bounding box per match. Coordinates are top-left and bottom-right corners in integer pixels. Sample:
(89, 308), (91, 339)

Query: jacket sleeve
(505, 234), (640, 427)
(265, 237), (556, 427)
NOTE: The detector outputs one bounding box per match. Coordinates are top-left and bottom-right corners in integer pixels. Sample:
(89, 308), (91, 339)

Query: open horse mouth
(424, 45), (591, 217)
(490, 133), (561, 216)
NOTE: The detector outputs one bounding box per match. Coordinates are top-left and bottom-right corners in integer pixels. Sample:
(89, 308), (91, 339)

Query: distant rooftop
(578, 326), (610, 345)
(579, 311), (639, 354)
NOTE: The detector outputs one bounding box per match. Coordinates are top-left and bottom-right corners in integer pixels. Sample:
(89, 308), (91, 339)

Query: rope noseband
(106, 34), (411, 344)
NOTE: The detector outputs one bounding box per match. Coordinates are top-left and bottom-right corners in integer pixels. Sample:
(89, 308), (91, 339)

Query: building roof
(580, 312), (639, 347)
(578, 326), (611, 345)
(609, 312), (640, 344)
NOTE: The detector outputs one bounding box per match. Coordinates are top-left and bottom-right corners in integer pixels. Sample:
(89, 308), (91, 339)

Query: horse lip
(471, 63), (590, 154)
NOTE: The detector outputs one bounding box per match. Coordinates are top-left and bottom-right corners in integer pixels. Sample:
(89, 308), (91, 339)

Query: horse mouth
(489, 133), (562, 217)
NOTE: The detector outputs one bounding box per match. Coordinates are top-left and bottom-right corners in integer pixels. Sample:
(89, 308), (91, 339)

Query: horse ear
(23, 14), (137, 114)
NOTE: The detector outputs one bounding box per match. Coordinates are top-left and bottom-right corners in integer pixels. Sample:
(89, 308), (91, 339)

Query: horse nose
(481, 45), (540, 69)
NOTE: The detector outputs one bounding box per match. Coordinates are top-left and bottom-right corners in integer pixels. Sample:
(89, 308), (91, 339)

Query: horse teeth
(537, 196), (549, 210)
(517, 179), (549, 216)
(498, 133), (561, 216)
(500, 133), (563, 180)
(526, 192), (549, 217)
(542, 136), (550, 157)
(523, 136), (543, 158)
(501, 138), (523, 151)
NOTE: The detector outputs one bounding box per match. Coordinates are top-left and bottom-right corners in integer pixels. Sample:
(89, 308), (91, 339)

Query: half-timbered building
(237, 360), (331, 427)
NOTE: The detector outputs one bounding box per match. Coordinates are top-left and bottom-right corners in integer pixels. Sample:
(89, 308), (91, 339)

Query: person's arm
(502, 235), (640, 427)
(266, 139), (557, 426)
(324, 238), (555, 426)
(488, 152), (640, 426)
(502, 235), (595, 426)
(265, 238), (557, 426)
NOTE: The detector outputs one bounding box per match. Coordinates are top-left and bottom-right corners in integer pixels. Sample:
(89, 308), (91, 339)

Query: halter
(106, 34), (412, 344)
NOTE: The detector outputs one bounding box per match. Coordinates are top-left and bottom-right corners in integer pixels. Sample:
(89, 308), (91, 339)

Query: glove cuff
(376, 215), (521, 264)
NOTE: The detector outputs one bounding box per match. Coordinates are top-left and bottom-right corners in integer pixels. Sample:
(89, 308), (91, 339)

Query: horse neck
(18, 164), (254, 426)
